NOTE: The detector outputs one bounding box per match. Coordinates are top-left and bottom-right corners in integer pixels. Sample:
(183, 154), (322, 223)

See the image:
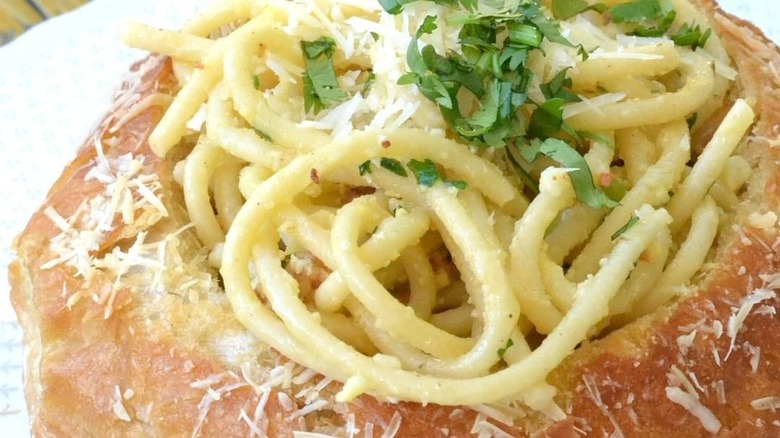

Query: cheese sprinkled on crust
(665, 387), (721, 433)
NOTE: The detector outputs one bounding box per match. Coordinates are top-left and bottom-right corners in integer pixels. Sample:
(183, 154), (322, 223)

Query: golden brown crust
(9, 2), (780, 437)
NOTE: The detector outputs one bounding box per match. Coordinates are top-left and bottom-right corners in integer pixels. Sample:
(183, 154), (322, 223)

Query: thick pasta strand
(567, 119), (690, 282)
(666, 99), (754, 233)
(566, 57), (714, 131)
(212, 162), (245, 231)
(400, 244), (438, 320)
(510, 168), (576, 334)
(569, 41), (680, 87)
(609, 229), (672, 317)
(632, 196), (721, 315)
(123, 21), (214, 63)
(182, 137), (234, 247)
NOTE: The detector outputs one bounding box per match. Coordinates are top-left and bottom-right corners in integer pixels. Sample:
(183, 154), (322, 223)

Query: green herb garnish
(380, 157), (408, 176)
(670, 23), (711, 50)
(301, 37), (347, 114)
(608, 0), (676, 37)
(253, 128), (273, 143)
(408, 159), (468, 189)
(359, 160), (373, 176)
(522, 138), (619, 209)
(551, 0), (607, 20)
(611, 215), (640, 240)
(497, 338), (514, 358)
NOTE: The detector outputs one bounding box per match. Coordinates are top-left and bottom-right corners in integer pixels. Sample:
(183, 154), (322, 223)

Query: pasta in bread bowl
(8, 0), (780, 435)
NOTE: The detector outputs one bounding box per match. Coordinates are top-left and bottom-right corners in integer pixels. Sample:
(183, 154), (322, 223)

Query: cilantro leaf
(408, 158), (468, 189)
(497, 338), (514, 358)
(609, 0), (666, 23)
(528, 98), (565, 139)
(380, 157), (408, 177)
(611, 215), (640, 240)
(446, 180), (469, 189)
(359, 160), (373, 176)
(363, 71), (377, 93)
(609, 0), (676, 37)
(407, 159), (441, 187)
(301, 37), (347, 114)
(253, 128), (273, 142)
(508, 22), (543, 48)
(523, 138), (618, 209)
(378, 0), (413, 14)
(540, 68), (581, 103)
(670, 23), (711, 50)
(379, 0), (475, 15)
(552, 0), (607, 20)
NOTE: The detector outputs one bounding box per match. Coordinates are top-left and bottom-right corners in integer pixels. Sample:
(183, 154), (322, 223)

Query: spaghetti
(124, 0), (755, 406)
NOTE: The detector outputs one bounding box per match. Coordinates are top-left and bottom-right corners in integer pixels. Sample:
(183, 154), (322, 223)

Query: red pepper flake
(310, 168), (321, 184)
(380, 139), (392, 148)
(598, 172), (614, 187)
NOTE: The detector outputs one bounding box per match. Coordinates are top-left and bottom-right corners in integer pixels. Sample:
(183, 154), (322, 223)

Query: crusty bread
(9, 1), (780, 436)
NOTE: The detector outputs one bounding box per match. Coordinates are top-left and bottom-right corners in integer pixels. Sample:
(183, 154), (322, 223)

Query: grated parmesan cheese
(292, 432), (338, 438)
(748, 212), (778, 231)
(291, 399), (329, 419)
(677, 330), (697, 356)
(668, 366), (700, 400)
(582, 375), (624, 438)
(713, 381), (726, 405)
(562, 93), (626, 119)
(112, 385), (132, 422)
(345, 413), (360, 438)
(746, 343), (762, 373)
(363, 422), (374, 438)
(751, 396), (780, 411)
(665, 387), (721, 434)
(470, 413), (514, 438)
(380, 411), (402, 438)
(239, 408), (266, 437)
(726, 288), (777, 360)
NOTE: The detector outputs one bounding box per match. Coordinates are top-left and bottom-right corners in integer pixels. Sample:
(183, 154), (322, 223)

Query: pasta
(123, 0), (755, 407)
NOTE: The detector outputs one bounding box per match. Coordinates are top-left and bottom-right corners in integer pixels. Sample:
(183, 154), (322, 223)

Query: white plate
(0, 0), (777, 435)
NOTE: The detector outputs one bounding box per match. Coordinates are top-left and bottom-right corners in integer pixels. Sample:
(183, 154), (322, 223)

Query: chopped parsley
(359, 160), (373, 176)
(497, 338), (514, 358)
(379, 0), (476, 15)
(253, 128), (273, 142)
(363, 71), (377, 93)
(551, 0), (606, 20)
(301, 37), (347, 114)
(670, 23), (711, 50)
(383, 1), (621, 208)
(380, 157), (408, 177)
(408, 159), (468, 189)
(377, 0), (705, 209)
(607, 0), (711, 49)
(359, 158), (468, 189)
(522, 138), (618, 209)
(611, 215), (640, 240)
(609, 0), (673, 29)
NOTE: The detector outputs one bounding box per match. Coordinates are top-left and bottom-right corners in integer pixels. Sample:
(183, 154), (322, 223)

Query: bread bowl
(8, 0), (780, 436)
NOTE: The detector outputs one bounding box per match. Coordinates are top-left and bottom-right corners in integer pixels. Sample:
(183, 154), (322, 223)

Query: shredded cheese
(380, 411), (402, 438)
(726, 288), (777, 360)
(665, 387), (721, 434)
(752, 396), (780, 411)
(112, 385), (132, 422)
